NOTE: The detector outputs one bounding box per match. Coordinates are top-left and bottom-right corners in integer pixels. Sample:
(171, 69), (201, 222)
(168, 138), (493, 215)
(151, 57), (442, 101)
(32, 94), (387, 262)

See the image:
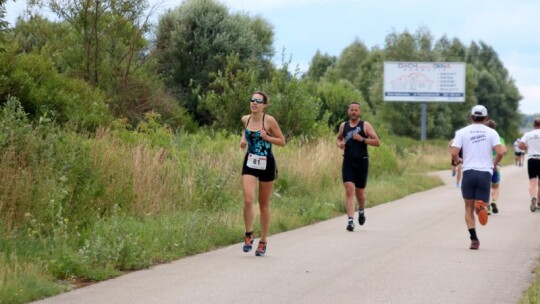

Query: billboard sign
(383, 62), (466, 102)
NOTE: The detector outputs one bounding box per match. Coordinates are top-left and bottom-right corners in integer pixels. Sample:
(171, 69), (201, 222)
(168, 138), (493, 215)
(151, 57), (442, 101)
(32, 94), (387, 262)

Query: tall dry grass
(279, 137), (342, 191)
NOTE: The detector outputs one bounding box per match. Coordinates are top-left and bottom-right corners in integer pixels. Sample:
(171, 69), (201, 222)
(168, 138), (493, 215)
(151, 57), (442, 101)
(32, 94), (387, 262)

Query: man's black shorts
(461, 170), (492, 202)
(528, 158), (540, 179)
(342, 157), (369, 189)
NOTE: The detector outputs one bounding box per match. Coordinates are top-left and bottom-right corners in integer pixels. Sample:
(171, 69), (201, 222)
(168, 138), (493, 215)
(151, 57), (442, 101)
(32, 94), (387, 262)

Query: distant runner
(518, 118), (540, 212)
(451, 105), (503, 250)
(336, 102), (380, 232)
(449, 139), (463, 188)
(514, 138), (525, 167)
(485, 119), (507, 215)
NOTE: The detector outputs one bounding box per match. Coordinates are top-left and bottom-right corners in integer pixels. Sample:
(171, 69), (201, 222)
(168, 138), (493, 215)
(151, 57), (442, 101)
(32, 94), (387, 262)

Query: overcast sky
(5, 0), (539, 114)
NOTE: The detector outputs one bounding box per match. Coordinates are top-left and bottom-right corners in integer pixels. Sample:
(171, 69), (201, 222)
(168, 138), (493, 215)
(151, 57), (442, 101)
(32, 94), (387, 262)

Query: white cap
(471, 105), (488, 117)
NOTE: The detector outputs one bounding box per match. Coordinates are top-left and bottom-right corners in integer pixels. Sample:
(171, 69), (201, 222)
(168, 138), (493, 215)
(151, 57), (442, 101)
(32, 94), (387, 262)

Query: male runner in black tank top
(336, 102), (380, 232)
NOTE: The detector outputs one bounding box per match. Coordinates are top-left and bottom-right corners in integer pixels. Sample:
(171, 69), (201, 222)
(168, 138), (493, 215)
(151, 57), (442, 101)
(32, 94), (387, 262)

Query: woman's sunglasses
(250, 97), (265, 104)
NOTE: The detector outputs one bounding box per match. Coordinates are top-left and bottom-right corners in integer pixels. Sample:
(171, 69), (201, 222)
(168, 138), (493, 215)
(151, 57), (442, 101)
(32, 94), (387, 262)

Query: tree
(0, 49), (112, 129)
(0, 0), (7, 50)
(356, 48), (384, 114)
(155, 0), (274, 121)
(28, 0), (153, 86)
(304, 50), (336, 81)
(201, 54), (261, 131)
(264, 61), (321, 138)
(467, 41), (521, 138)
(434, 36), (477, 134)
(434, 35), (466, 62)
(20, 0), (193, 128)
(316, 79), (362, 128)
(325, 38), (369, 84)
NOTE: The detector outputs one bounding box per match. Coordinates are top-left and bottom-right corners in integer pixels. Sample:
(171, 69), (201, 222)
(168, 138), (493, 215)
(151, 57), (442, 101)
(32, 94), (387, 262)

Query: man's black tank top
(343, 120), (368, 159)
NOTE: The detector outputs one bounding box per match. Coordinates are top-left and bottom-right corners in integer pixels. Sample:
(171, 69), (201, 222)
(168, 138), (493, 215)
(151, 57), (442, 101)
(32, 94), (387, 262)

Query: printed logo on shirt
(469, 133), (487, 144)
(345, 127), (361, 143)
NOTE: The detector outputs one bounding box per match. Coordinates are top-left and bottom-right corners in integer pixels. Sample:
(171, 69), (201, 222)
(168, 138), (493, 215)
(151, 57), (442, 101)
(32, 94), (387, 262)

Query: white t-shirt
(452, 123), (501, 173)
(521, 129), (540, 158)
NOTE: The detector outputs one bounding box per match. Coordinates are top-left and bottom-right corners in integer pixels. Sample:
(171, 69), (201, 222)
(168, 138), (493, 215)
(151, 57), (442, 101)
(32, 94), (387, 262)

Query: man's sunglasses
(250, 97), (265, 104)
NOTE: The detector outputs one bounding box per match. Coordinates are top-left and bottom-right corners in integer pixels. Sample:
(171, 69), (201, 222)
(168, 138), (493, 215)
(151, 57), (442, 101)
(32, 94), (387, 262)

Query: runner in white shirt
(514, 139), (525, 167)
(518, 118), (540, 212)
(485, 119), (507, 215)
(451, 105), (504, 250)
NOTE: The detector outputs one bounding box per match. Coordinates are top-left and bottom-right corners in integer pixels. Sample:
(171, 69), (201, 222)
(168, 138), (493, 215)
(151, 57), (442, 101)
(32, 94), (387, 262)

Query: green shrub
(316, 79), (363, 127)
(0, 51), (112, 130)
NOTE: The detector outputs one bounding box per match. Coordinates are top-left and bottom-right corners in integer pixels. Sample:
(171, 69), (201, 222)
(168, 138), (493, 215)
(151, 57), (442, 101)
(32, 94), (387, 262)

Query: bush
(316, 79), (363, 127)
(201, 54), (260, 131)
(0, 50), (112, 130)
(262, 60), (322, 139)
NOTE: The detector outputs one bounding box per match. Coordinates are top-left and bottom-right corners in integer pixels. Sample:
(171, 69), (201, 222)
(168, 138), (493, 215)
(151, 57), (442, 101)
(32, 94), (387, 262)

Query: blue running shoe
(255, 241), (266, 256)
(243, 234), (254, 252)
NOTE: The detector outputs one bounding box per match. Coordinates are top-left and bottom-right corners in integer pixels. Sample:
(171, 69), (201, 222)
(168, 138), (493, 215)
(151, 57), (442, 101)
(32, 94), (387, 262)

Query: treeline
(522, 114), (540, 129)
(0, 0), (521, 139)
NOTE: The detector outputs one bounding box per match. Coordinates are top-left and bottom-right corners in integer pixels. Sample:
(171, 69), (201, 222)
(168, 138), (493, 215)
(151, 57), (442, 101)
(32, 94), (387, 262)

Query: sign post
(383, 62), (466, 142)
(421, 103), (427, 142)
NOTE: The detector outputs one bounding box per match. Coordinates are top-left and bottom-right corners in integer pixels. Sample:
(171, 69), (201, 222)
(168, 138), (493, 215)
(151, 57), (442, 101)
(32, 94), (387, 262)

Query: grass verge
(519, 259), (540, 304)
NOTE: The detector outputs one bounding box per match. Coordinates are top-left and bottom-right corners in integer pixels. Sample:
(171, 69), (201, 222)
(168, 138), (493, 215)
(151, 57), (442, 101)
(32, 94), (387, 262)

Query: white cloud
(518, 85), (540, 114)
(497, 51), (540, 114)
(455, 2), (540, 44)
(505, 63), (540, 85)
(221, 0), (328, 12)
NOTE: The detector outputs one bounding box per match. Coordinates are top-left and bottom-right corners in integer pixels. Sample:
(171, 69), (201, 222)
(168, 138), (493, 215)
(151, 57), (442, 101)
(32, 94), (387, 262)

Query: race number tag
(247, 153), (267, 170)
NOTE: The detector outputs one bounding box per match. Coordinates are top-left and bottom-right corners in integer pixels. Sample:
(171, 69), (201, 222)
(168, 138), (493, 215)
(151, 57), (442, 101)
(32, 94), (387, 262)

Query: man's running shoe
(491, 202), (499, 214)
(255, 241), (266, 256)
(358, 212), (366, 226)
(475, 200), (488, 225)
(487, 204), (492, 215)
(243, 234), (254, 252)
(346, 219), (355, 232)
(470, 239), (480, 250)
(531, 198), (538, 213)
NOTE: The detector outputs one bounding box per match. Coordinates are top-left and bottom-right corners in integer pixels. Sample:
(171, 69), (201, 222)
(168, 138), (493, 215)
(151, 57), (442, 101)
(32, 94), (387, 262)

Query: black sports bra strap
(245, 114), (267, 131)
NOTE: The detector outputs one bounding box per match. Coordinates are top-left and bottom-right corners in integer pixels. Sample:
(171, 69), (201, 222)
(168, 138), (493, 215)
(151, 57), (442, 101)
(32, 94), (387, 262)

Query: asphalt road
(33, 165), (540, 304)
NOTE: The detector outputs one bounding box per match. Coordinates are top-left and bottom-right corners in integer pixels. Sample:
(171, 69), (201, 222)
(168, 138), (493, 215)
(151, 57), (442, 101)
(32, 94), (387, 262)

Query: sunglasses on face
(250, 97), (265, 104)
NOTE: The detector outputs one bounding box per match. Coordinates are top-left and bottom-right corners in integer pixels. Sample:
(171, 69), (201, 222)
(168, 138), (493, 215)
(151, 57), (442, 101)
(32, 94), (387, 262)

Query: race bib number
(247, 153), (267, 170)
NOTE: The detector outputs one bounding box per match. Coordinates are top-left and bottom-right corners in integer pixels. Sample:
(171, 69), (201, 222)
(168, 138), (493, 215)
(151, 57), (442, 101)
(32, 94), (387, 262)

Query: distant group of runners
(449, 106), (540, 249)
(239, 92), (540, 255)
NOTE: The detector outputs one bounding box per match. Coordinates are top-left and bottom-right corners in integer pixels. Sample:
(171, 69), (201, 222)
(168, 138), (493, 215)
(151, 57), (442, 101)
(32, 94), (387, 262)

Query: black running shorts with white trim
(528, 158), (540, 179)
(461, 170), (492, 202)
(342, 157), (369, 189)
(242, 154), (277, 182)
